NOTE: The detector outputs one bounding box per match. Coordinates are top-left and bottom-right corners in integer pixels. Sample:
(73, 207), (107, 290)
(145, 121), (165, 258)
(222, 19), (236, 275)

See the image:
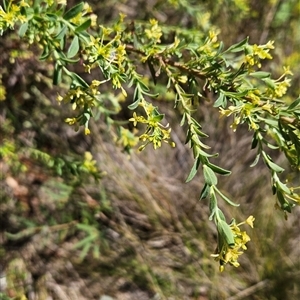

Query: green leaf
(199, 183), (209, 200)
(75, 18), (92, 33)
(214, 93), (226, 108)
(286, 96), (300, 111)
(53, 63), (62, 85)
(63, 2), (84, 20)
(276, 190), (290, 211)
(267, 160), (285, 173)
(193, 126), (209, 138)
(223, 37), (249, 53)
(251, 133), (258, 149)
(128, 99), (141, 110)
(217, 220), (235, 247)
(40, 45), (50, 60)
(151, 114), (164, 122)
(262, 152), (285, 173)
(217, 208), (226, 222)
(18, 22), (28, 37)
(276, 180), (291, 195)
(72, 73), (89, 88)
(55, 25), (68, 41)
(250, 154), (260, 167)
(203, 165), (218, 186)
(180, 113), (186, 126)
(67, 35), (79, 58)
(264, 141), (279, 150)
(214, 186), (240, 207)
(2, 0), (8, 10)
(46, 13), (58, 22)
(186, 156), (201, 182)
(263, 78), (277, 89)
(249, 71), (270, 79)
(208, 189), (217, 220)
(206, 162), (231, 175)
(63, 68), (89, 88)
(199, 149), (218, 158)
(60, 55), (80, 63)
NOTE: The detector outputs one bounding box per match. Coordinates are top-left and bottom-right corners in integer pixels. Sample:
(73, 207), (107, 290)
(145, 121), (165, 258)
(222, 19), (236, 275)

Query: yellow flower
(90, 14), (97, 28)
(245, 215), (255, 228)
(145, 19), (162, 43)
(212, 216), (254, 271)
(283, 66), (293, 76)
(274, 79), (291, 97)
(56, 94), (64, 102)
(83, 151), (98, 172)
(65, 118), (77, 125)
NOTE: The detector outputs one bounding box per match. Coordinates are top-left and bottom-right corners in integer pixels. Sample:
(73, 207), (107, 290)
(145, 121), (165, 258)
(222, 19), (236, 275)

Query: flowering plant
(1, 0), (299, 271)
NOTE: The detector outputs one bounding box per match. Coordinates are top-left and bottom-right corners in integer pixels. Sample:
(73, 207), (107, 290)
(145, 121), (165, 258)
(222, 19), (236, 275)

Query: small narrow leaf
(250, 154), (260, 167)
(214, 93), (225, 108)
(67, 35), (79, 58)
(60, 55), (80, 63)
(286, 96), (300, 111)
(53, 63), (62, 85)
(251, 133), (258, 149)
(180, 113), (186, 126)
(63, 2), (84, 20)
(214, 186), (240, 207)
(263, 78), (277, 89)
(223, 37), (249, 53)
(199, 149), (218, 158)
(217, 208), (226, 222)
(249, 71), (270, 79)
(46, 13), (58, 22)
(186, 156), (201, 182)
(276, 180), (291, 195)
(55, 25), (68, 41)
(193, 126), (209, 138)
(63, 68), (89, 88)
(152, 114), (164, 122)
(18, 22), (28, 37)
(217, 220), (235, 246)
(40, 45), (50, 60)
(203, 165), (218, 186)
(128, 99), (141, 110)
(199, 183), (209, 200)
(75, 18), (92, 33)
(267, 160), (285, 173)
(262, 152), (285, 173)
(277, 190), (293, 213)
(206, 162), (231, 175)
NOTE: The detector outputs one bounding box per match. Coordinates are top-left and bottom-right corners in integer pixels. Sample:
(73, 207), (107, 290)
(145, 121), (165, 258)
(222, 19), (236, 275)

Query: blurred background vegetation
(0, 0), (299, 299)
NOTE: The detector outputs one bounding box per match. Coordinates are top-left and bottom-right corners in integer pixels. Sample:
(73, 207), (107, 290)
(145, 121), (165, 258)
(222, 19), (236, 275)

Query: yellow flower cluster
(245, 41), (274, 68)
(0, 1), (28, 33)
(145, 19), (162, 44)
(271, 78), (291, 98)
(116, 127), (139, 152)
(129, 102), (175, 151)
(212, 216), (255, 271)
(69, 2), (96, 27)
(57, 80), (105, 134)
(82, 151), (98, 173)
(57, 79), (102, 109)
